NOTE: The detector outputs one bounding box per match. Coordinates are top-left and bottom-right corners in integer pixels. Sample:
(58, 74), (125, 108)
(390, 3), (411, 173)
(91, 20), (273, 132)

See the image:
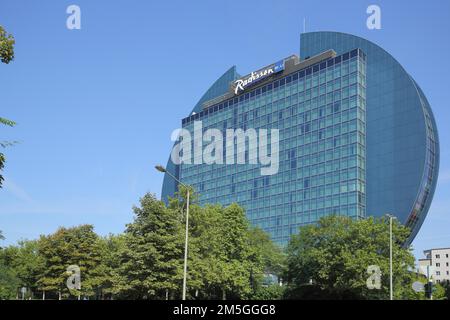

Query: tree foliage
(0, 25), (17, 188)
(1, 240), (44, 298)
(111, 188), (278, 300)
(284, 215), (416, 300)
(114, 193), (184, 299)
(0, 117), (16, 188)
(37, 225), (105, 299)
(1, 193), (434, 300)
(0, 261), (19, 299)
(0, 25), (15, 64)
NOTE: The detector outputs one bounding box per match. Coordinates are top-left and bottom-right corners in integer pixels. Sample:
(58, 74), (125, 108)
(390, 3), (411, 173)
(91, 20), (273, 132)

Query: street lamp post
(385, 214), (396, 300)
(155, 165), (190, 300)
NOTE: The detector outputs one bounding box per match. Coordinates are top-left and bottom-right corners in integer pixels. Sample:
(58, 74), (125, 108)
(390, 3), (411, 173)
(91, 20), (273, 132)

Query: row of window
(201, 79), (363, 125)
(222, 180), (365, 198)
(190, 87), (364, 130)
(182, 150), (365, 182)
(435, 262), (449, 267)
(197, 187), (365, 210)
(246, 204), (366, 229)
(183, 50), (365, 125)
(185, 94), (365, 135)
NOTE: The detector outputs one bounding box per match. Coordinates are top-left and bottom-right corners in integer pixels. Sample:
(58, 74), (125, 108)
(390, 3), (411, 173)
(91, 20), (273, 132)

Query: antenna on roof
(303, 17), (306, 33)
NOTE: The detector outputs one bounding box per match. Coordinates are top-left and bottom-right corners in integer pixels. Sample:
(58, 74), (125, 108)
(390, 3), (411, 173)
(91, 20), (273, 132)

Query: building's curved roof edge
(161, 65), (240, 203)
(301, 31), (414, 84)
(191, 65), (240, 114)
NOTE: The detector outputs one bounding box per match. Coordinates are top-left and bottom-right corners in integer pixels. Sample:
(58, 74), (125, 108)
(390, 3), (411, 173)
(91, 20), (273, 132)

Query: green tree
(0, 25), (15, 63)
(168, 186), (282, 300)
(168, 188), (222, 299)
(37, 225), (104, 299)
(285, 215), (416, 300)
(1, 25), (16, 188)
(0, 117), (16, 188)
(95, 234), (127, 299)
(0, 187), (286, 300)
(0, 240), (45, 299)
(0, 232), (20, 299)
(247, 227), (286, 299)
(213, 203), (254, 299)
(250, 284), (285, 300)
(417, 279), (448, 300)
(0, 260), (19, 299)
(248, 227), (286, 278)
(445, 283), (450, 300)
(433, 282), (447, 300)
(115, 193), (183, 299)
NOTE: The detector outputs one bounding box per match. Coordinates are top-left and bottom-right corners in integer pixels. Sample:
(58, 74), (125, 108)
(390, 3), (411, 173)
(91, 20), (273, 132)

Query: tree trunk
(222, 289), (226, 300)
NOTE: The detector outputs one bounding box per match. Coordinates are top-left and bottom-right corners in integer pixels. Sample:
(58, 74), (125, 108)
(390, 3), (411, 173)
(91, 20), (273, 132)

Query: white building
(419, 248), (450, 285)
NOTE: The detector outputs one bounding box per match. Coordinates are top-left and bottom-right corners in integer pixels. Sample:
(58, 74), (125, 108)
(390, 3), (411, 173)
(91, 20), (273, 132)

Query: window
(436, 254), (440, 259)
(436, 271), (440, 276)
(436, 263), (440, 267)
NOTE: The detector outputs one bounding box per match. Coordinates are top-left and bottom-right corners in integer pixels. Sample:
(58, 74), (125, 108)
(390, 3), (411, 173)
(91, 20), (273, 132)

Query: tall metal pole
(155, 165), (191, 300)
(389, 216), (393, 300)
(182, 189), (190, 300)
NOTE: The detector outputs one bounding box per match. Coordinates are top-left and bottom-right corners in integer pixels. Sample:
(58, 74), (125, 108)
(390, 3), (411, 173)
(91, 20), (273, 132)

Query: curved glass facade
(162, 32), (439, 245)
(406, 80), (439, 240)
(300, 32), (439, 244)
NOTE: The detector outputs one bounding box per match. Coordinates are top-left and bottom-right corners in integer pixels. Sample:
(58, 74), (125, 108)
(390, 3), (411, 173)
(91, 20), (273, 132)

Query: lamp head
(155, 165), (166, 173)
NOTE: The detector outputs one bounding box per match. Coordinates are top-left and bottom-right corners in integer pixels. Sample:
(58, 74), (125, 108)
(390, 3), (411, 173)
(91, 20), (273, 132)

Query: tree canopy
(1, 198), (444, 300)
(0, 191), (283, 300)
(0, 25), (16, 188)
(284, 215), (417, 300)
(0, 25), (15, 64)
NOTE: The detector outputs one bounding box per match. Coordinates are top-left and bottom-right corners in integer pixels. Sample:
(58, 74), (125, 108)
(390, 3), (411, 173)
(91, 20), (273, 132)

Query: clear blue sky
(0, 0), (449, 260)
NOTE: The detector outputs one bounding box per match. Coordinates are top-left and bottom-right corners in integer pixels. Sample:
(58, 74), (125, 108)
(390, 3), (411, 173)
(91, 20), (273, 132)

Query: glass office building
(162, 32), (439, 245)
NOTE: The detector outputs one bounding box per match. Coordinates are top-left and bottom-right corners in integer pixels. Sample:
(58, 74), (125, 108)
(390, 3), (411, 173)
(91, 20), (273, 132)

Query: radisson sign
(233, 60), (285, 95)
